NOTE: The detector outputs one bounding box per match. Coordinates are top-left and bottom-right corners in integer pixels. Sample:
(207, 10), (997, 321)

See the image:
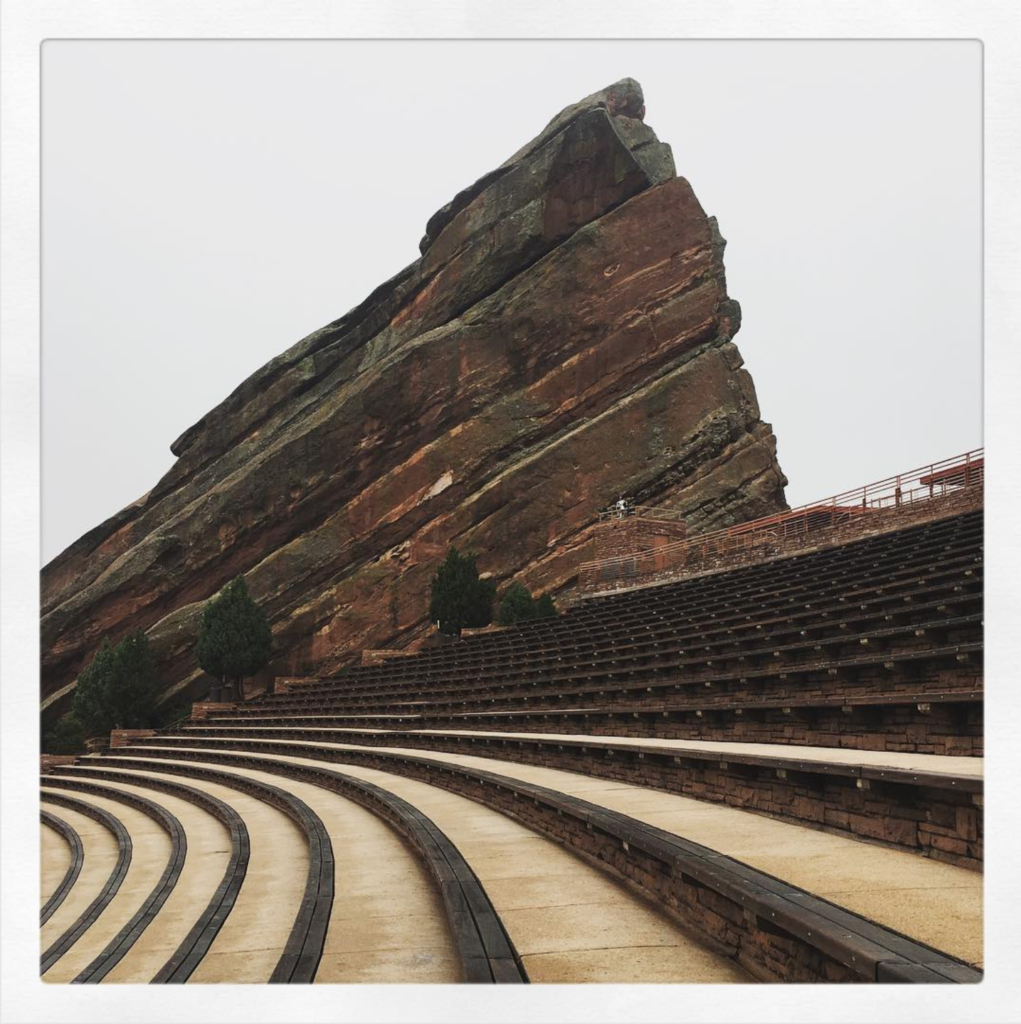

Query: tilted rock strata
(41, 79), (787, 718)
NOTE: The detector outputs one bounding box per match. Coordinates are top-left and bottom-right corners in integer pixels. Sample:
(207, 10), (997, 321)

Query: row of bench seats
(305, 511), (982, 690)
(225, 511), (980, 757)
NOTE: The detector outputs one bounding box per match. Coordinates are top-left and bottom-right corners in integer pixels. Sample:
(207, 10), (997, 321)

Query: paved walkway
(423, 731), (985, 777)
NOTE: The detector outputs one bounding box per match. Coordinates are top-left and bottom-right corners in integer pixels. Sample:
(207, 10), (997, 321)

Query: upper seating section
(230, 509), (981, 755)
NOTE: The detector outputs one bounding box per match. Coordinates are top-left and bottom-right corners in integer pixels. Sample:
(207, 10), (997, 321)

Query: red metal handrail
(580, 447), (983, 575)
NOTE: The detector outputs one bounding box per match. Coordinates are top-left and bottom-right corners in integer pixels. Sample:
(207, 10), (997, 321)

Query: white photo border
(3, 3), (1019, 1023)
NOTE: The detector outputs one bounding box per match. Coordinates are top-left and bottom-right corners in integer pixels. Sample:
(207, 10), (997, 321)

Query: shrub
(428, 547), (496, 635)
(497, 582), (558, 625)
(72, 639), (118, 738)
(196, 576), (273, 700)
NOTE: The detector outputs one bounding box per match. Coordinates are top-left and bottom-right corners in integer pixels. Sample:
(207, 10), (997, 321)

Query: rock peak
(423, 78), (667, 255)
(501, 77), (647, 168)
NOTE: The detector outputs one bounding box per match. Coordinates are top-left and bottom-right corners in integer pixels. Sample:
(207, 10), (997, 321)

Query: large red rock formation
(41, 79), (787, 718)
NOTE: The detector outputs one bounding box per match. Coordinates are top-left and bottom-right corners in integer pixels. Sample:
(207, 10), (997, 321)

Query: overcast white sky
(41, 40), (982, 565)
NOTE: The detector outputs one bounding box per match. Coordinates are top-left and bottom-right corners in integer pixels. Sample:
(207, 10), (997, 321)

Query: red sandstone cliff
(41, 79), (787, 718)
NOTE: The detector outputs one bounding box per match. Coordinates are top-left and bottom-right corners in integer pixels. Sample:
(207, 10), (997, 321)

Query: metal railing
(580, 447), (983, 581)
(598, 505), (686, 523)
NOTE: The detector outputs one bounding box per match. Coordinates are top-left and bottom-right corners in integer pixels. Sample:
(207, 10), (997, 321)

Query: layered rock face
(41, 79), (787, 717)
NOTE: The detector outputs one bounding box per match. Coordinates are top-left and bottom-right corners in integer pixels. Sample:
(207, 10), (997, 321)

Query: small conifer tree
(72, 631), (161, 737)
(195, 576), (273, 700)
(73, 638), (118, 738)
(107, 631), (161, 728)
(428, 547), (496, 635)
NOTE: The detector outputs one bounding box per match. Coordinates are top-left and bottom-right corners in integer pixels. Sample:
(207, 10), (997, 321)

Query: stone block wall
(401, 700), (982, 756)
(190, 701), (237, 721)
(109, 729), (155, 748)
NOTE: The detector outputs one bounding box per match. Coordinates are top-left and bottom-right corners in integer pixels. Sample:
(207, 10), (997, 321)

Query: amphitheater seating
(39, 506), (982, 984)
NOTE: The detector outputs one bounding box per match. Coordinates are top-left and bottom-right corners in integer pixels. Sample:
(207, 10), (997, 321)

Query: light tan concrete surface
(40, 786), (171, 983)
(162, 736), (982, 967)
(422, 731), (986, 777)
(40, 820), (72, 907)
(139, 745), (749, 984)
(48, 770), (233, 983)
(113, 755), (460, 984)
(314, 949), (464, 983)
(191, 725), (983, 777)
(89, 762), (308, 984)
(39, 800), (121, 959)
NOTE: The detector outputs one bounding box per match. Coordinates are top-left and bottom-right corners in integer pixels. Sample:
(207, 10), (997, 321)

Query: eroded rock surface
(41, 79), (787, 717)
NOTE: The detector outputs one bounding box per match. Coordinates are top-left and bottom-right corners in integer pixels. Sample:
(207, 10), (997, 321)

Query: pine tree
(428, 547), (495, 635)
(195, 576), (273, 700)
(72, 638), (118, 738)
(108, 631), (161, 728)
(497, 582), (537, 625)
(71, 631), (162, 737)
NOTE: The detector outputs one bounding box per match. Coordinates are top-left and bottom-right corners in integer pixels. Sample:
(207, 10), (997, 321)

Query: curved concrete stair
(42, 779), (188, 983)
(59, 753), (745, 983)
(101, 736), (982, 981)
(42, 772), (237, 982)
(39, 799), (120, 961)
(44, 757), (532, 983)
(39, 789), (159, 982)
(40, 811), (82, 922)
(167, 726), (983, 867)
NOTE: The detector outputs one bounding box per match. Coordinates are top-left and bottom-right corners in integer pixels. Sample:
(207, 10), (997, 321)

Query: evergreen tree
(497, 582), (538, 626)
(195, 576), (273, 700)
(108, 631), (161, 728)
(428, 547), (495, 635)
(72, 638), (118, 738)
(71, 631), (162, 737)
